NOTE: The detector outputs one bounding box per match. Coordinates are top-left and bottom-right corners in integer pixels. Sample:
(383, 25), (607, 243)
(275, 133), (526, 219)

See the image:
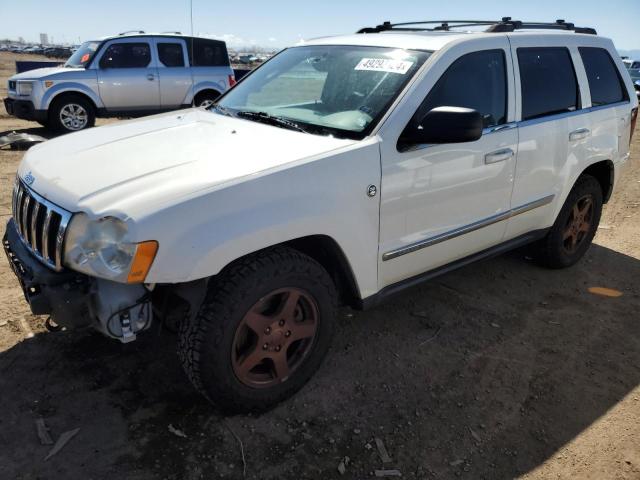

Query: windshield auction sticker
(355, 58), (414, 74)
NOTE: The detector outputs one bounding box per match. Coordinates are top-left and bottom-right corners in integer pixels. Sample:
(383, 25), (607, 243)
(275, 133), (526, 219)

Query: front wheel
(533, 174), (603, 269)
(178, 247), (337, 412)
(48, 95), (96, 133)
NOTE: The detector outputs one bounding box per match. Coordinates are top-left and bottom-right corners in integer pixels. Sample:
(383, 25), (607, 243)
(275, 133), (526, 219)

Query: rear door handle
(146, 74), (155, 81)
(569, 128), (590, 141)
(484, 148), (514, 164)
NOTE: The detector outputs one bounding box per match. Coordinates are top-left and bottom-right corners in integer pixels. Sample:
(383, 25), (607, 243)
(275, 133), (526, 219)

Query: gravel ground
(0, 51), (639, 479)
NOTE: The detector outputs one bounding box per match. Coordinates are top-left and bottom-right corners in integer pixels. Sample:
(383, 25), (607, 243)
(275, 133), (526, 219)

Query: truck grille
(12, 178), (72, 271)
(8, 80), (16, 91)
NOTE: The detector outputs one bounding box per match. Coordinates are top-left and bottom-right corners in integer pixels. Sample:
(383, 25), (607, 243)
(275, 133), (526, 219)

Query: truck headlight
(63, 214), (158, 283)
(16, 81), (34, 96)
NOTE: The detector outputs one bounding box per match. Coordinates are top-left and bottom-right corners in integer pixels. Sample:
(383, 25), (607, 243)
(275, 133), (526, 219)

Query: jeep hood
(11, 66), (83, 80)
(18, 109), (356, 218)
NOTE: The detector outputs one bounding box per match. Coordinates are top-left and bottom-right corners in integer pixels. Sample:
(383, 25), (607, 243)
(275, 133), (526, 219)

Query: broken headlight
(63, 214), (157, 283)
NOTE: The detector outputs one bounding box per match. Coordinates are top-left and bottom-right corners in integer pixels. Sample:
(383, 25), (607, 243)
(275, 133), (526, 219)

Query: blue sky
(2, 0), (639, 51)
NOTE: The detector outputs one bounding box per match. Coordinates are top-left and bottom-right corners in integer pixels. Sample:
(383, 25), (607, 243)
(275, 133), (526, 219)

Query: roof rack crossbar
(357, 18), (597, 35)
(118, 30), (146, 36)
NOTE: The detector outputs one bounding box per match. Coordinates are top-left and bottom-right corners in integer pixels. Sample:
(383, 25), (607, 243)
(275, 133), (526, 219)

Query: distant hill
(619, 50), (640, 60)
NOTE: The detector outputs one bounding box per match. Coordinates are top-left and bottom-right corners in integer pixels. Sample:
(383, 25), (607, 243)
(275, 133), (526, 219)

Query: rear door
(95, 38), (160, 111)
(154, 37), (191, 108)
(504, 40), (590, 240)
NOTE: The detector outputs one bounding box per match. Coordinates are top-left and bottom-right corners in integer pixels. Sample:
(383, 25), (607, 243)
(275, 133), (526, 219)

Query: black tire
(193, 90), (220, 108)
(48, 94), (96, 133)
(178, 247), (337, 412)
(534, 174), (603, 269)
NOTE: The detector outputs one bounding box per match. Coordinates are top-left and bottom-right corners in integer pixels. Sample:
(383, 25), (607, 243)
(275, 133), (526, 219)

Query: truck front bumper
(3, 97), (48, 123)
(3, 219), (152, 341)
(3, 218), (92, 329)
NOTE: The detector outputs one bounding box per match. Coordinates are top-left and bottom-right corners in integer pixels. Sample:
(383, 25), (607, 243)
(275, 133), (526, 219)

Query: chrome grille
(12, 178), (72, 271)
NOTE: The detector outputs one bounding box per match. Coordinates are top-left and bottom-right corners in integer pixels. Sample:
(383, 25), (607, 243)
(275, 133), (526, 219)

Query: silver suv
(3, 32), (235, 132)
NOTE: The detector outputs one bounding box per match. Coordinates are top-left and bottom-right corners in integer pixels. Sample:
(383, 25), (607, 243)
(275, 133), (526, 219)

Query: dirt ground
(0, 51), (639, 480)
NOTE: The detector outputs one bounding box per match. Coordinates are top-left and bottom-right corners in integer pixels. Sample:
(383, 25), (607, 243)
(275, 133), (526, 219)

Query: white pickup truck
(4, 18), (637, 411)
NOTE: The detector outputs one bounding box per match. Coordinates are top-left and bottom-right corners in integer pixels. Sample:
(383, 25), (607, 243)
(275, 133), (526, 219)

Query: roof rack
(118, 30), (146, 36)
(161, 31), (182, 34)
(357, 18), (597, 35)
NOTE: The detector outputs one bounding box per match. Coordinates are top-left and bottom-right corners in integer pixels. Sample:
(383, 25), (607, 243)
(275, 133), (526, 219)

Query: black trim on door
(359, 228), (549, 310)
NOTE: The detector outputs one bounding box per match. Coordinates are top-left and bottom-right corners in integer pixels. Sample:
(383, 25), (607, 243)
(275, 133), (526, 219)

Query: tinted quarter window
(518, 48), (580, 120)
(100, 42), (151, 68)
(415, 50), (507, 128)
(579, 47), (627, 106)
(188, 39), (228, 66)
(158, 42), (185, 67)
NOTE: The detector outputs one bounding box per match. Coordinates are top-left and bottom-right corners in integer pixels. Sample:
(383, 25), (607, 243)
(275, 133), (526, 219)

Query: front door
(96, 39), (160, 111)
(378, 39), (518, 288)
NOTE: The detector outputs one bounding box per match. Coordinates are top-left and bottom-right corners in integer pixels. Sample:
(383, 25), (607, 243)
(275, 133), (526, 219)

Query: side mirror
(400, 106), (483, 146)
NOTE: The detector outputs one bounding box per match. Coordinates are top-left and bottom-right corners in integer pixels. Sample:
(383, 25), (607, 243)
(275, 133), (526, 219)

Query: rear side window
(414, 49), (507, 128)
(99, 42), (151, 68)
(158, 42), (185, 67)
(579, 47), (628, 106)
(187, 39), (229, 67)
(518, 47), (580, 120)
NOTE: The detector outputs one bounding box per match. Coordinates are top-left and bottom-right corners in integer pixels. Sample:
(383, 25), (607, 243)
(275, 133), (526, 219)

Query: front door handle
(569, 128), (590, 141)
(484, 148), (514, 164)
(146, 73), (155, 81)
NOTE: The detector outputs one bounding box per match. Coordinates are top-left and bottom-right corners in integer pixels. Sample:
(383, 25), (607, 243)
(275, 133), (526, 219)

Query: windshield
(216, 45), (431, 139)
(65, 41), (100, 68)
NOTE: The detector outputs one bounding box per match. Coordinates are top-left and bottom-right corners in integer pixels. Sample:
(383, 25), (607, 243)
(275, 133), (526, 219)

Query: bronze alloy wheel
(231, 288), (319, 388)
(562, 194), (594, 254)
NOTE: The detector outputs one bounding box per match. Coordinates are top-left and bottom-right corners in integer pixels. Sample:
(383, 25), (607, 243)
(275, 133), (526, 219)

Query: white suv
(4, 19), (637, 411)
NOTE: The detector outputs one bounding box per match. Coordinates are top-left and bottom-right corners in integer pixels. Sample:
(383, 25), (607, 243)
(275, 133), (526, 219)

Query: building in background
(39, 33), (49, 45)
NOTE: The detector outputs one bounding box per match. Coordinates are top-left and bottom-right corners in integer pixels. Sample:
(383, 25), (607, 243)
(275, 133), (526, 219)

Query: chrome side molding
(382, 194), (555, 261)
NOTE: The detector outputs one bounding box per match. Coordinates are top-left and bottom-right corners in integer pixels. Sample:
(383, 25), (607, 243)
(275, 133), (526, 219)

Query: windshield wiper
(212, 104), (231, 115)
(235, 111), (308, 133)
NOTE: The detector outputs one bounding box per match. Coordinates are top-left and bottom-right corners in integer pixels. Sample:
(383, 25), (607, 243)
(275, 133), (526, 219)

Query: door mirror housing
(400, 106), (483, 146)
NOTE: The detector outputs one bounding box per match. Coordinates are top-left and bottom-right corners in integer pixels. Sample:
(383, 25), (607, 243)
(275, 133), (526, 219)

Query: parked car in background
(44, 47), (72, 59)
(4, 19), (637, 411)
(4, 32), (236, 132)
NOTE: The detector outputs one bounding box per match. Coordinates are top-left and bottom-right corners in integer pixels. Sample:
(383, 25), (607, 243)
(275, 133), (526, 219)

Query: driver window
(99, 42), (151, 69)
(412, 50), (507, 128)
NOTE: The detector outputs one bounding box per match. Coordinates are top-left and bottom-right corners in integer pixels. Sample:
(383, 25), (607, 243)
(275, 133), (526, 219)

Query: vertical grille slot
(11, 178), (72, 271)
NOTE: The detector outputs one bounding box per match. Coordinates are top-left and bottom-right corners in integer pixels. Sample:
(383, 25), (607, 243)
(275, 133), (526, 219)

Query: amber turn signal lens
(44, 81), (54, 88)
(127, 241), (158, 283)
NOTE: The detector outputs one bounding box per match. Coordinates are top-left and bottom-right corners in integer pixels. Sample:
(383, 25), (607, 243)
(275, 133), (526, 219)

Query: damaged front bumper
(3, 219), (152, 342)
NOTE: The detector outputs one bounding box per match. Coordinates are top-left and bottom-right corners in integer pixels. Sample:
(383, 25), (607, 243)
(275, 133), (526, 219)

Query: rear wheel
(194, 90), (221, 109)
(48, 95), (95, 133)
(178, 247), (337, 412)
(534, 175), (603, 268)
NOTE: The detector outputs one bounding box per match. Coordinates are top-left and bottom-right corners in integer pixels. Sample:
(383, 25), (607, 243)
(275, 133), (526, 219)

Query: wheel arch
(42, 83), (103, 111)
(47, 90), (98, 115)
(580, 159), (614, 204)
(282, 235), (362, 309)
